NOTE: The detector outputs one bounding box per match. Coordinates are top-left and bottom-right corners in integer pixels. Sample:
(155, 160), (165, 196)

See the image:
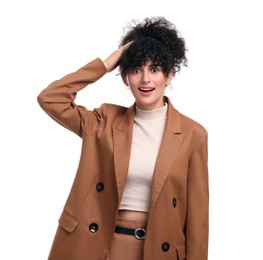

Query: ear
(122, 76), (129, 86)
(165, 71), (175, 86)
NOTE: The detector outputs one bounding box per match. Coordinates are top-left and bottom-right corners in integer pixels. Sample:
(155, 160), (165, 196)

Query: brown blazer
(38, 58), (209, 260)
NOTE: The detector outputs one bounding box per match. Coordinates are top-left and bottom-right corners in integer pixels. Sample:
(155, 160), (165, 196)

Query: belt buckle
(134, 228), (146, 240)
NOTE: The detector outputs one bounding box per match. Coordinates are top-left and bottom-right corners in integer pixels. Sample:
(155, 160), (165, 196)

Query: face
(123, 61), (173, 110)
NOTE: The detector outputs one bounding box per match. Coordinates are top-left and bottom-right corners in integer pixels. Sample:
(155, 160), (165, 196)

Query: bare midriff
(118, 210), (148, 221)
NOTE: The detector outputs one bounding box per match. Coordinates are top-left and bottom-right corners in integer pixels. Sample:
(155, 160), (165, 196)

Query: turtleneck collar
(135, 103), (168, 121)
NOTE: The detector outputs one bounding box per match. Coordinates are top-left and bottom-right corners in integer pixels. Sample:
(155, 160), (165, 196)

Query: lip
(138, 87), (155, 96)
(138, 87), (155, 92)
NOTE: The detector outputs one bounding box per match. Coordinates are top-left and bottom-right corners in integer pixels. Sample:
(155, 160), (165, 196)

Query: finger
(121, 41), (133, 50)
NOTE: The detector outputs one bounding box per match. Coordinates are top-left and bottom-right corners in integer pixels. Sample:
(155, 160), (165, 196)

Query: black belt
(115, 226), (146, 240)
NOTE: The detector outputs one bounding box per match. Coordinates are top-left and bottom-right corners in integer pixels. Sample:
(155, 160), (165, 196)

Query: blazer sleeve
(186, 130), (209, 260)
(37, 58), (107, 137)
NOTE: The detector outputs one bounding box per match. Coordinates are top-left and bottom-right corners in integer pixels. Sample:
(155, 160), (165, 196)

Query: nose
(141, 71), (150, 84)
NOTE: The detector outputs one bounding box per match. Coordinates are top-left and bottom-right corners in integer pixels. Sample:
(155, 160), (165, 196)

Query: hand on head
(103, 42), (133, 73)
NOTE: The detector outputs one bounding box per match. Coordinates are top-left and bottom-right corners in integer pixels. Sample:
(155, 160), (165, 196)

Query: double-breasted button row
(161, 198), (176, 253)
(90, 182), (104, 233)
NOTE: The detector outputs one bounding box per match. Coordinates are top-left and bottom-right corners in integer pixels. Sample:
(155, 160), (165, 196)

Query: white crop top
(119, 103), (167, 212)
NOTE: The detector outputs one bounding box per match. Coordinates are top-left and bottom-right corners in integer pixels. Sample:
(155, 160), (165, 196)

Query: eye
(150, 66), (160, 73)
(131, 67), (141, 74)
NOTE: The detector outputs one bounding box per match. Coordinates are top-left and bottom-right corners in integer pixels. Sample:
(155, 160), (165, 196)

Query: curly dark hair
(118, 17), (188, 78)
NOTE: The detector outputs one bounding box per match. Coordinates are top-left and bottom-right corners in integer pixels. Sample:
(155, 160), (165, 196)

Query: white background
(1, 0), (262, 259)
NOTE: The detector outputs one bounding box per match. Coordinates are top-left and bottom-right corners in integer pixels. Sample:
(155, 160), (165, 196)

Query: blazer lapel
(112, 97), (184, 213)
(148, 97), (184, 217)
(112, 105), (135, 204)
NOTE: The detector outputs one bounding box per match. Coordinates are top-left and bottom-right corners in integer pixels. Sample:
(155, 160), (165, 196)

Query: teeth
(139, 88), (154, 91)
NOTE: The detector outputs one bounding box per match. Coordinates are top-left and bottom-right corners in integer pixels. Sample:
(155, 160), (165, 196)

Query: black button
(173, 198), (177, 208)
(96, 182), (104, 192)
(89, 223), (99, 233)
(162, 242), (170, 252)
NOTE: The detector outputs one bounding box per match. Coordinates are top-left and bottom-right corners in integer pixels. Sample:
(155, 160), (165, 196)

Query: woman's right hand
(103, 42), (133, 73)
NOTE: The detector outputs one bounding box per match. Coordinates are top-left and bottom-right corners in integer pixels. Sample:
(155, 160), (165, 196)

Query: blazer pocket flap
(58, 211), (79, 233)
(176, 243), (185, 260)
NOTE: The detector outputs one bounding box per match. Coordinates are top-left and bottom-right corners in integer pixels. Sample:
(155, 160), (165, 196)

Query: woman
(38, 17), (209, 260)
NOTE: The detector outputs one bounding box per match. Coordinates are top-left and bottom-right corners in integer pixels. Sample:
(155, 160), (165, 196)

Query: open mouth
(138, 87), (155, 93)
